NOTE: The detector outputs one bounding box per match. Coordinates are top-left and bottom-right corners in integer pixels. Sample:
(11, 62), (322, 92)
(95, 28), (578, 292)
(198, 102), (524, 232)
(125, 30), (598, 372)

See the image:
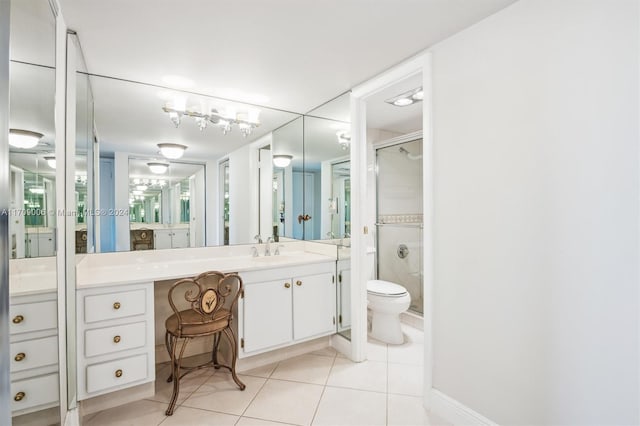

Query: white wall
(430, 0), (638, 424)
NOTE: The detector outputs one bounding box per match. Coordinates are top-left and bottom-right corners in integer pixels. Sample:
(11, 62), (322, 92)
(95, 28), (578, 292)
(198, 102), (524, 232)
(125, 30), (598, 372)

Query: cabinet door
(293, 272), (336, 340)
(154, 230), (172, 250)
(37, 233), (55, 257)
(243, 279), (293, 353)
(338, 267), (351, 331)
(171, 229), (189, 248)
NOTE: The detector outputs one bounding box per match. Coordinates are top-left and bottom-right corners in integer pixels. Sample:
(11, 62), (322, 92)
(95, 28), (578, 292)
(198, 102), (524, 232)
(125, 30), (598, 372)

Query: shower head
(399, 146), (422, 161)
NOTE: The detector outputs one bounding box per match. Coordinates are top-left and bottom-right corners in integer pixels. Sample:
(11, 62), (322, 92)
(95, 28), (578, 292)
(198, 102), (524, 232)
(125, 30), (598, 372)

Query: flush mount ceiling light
(162, 102), (260, 137)
(44, 155), (56, 169)
(336, 131), (351, 150)
(385, 87), (424, 107)
(147, 162), (169, 174)
(273, 155), (293, 168)
(158, 143), (187, 160)
(9, 129), (44, 149)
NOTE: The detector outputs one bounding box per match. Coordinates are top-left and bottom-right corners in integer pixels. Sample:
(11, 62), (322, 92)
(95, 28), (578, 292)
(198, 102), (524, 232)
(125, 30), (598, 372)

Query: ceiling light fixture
(9, 129), (44, 149)
(158, 143), (187, 160)
(44, 155), (56, 169)
(385, 86), (424, 108)
(273, 155), (293, 168)
(147, 162), (169, 174)
(162, 102), (260, 137)
(336, 131), (351, 150)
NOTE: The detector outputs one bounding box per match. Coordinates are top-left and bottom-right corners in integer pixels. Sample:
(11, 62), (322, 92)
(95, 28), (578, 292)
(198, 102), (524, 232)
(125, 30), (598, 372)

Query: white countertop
(76, 241), (338, 288)
(10, 257), (57, 297)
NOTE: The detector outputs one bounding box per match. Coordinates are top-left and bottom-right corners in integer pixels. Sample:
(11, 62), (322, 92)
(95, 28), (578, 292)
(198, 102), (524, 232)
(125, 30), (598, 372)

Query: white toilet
(367, 280), (411, 344)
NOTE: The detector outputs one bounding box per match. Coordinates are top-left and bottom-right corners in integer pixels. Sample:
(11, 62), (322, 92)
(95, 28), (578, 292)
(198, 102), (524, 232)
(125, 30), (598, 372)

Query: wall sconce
(147, 162), (169, 174)
(44, 155), (56, 169)
(273, 155), (293, 168)
(9, 129), (43, 149)
(158, 143), (187, 160)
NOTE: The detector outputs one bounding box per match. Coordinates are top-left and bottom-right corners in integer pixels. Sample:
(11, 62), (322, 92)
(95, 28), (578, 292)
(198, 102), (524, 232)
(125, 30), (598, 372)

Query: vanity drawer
(84, 288), (147, 323)
(11, 373), (59, 412)
(85, 321), (146, 358)
(10, 335), (58, 373)
(9, 300), (57, 335)
(86, 354), (148, 394)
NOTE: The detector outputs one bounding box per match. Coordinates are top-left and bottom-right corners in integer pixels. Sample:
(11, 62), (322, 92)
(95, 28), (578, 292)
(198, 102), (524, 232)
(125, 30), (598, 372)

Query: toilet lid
(367, 280), (408, 296)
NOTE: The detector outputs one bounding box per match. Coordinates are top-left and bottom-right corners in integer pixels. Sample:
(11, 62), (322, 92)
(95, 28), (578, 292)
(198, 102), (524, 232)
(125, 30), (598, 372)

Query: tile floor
(83, 325), (449, 426)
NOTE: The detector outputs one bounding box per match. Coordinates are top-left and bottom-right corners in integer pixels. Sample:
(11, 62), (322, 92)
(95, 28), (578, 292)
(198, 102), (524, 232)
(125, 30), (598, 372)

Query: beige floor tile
(309, 346), (338, 358)
(237, 417), (298, 426)
(366, 339), (388, 362)
(388, 363), (423, 397)
(326, 358), (387, 393)
(402, 324), (424, 344)
(241, 362), (279, 378)
(312, 386), (386, 426)
(182, 373), (265, 416)
(387, 341), (424, 365)
(147, 367), (213, 406)
(271, 354), (335, 385)
(160, 406), (238, 425)
(388, 394), (430, 426)
(244, 379), (324, 426)
(84, 399), (167, 426)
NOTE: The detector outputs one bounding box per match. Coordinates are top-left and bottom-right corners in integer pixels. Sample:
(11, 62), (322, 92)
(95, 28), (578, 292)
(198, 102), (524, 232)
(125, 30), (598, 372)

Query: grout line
(233, 362), (276, 424)
(309, 353), (338, 426)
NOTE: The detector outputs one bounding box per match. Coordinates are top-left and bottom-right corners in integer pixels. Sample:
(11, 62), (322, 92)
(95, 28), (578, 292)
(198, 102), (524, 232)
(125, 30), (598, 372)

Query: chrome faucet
(250, 246), (259, 257)
(254, 234), (263, 244)
(264, 237), (273, 256)
(274, 244), (284, 256)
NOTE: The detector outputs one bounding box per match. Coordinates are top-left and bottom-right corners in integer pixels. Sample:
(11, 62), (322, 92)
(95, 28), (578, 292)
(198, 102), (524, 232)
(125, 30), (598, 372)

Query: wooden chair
(164, 271), (245, 415)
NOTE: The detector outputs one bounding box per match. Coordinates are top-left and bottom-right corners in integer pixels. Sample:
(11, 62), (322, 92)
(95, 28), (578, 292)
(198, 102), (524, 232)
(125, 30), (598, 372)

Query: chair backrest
(167, 271), (243, 326)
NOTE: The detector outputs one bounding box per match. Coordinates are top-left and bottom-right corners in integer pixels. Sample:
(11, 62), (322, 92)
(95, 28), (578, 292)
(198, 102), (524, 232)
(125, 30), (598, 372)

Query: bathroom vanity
(74, 242), (338, 406)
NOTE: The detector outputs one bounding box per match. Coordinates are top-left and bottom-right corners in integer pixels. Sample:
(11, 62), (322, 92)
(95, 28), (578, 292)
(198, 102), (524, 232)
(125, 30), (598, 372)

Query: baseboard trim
(430, 389), (498, 426)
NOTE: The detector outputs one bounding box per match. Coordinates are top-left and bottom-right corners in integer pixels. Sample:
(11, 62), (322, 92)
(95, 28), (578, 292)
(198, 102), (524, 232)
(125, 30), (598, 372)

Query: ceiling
(57, 0), (518, 114)
(367, 73), (423, 134)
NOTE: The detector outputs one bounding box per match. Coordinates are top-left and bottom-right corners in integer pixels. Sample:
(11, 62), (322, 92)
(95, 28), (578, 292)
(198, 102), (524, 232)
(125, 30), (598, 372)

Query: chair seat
(165, 308), (231, 337)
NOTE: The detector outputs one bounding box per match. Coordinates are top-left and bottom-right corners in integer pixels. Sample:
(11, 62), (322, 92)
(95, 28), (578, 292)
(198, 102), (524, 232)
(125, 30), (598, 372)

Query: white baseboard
(430, 389), (498, 426)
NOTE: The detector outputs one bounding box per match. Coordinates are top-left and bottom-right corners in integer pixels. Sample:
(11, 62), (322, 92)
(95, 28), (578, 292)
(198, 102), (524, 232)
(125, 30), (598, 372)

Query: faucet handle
(274, 244), (285, 256)
(254, 234), (262, 244)
(250, 246), (259, 257)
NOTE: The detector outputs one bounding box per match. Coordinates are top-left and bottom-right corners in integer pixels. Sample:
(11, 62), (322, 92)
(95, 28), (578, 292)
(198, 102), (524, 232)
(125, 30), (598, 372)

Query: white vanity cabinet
(25, 231), (55, 258)
(76, 282), (155, 400)
(9, 291), (59, 416)
(154, 228), (189, 249)
(238, 261), (336, 356)
(337, 259), (351, 331)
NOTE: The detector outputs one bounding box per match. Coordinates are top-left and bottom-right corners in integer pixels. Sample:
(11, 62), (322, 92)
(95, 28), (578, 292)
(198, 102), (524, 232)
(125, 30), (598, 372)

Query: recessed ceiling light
(9, 129), (44, 149)
(158, 143), (187, 159)
(393, 98), (414, 107)
(412, 90), (424, 101)
(162, 75), (194, 89)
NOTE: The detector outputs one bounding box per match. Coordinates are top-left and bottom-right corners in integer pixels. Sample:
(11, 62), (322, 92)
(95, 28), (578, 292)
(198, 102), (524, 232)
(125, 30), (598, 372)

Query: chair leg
(223, 327), (245, 391)
(212, 333), (221, 369)
(165, 332), (174, 383)
(166, 337), (190, 416)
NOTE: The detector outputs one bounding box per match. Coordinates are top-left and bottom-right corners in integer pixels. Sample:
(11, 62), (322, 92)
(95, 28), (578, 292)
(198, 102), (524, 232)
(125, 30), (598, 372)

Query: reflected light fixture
(158, 143), (187, 160)
(336, 131), (351, 150)
(385, 87), (424, 107)
(9, 129), (44, 149)
(162, 102), (260, 137)
(273, 155), (293, 168)
(44, 155), (56, 169)
(147, 162), (169, 174)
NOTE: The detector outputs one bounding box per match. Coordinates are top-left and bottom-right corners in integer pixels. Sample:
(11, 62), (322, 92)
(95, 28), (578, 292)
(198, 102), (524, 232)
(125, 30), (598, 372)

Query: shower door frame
(350, 51), (434, 409)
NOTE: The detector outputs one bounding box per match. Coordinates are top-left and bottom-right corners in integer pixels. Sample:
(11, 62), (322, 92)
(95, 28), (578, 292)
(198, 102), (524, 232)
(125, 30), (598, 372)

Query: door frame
(349, 51), (434, 409)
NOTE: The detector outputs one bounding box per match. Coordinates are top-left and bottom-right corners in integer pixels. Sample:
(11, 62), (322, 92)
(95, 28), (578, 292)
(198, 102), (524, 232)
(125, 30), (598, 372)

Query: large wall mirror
(8, 0), (62, 423)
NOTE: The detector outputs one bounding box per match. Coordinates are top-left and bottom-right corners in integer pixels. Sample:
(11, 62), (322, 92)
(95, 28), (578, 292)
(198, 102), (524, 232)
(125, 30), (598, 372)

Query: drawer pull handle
(14, 392), (25, 402)
(14, 352), (26, 362)
(115, 369), (123, 378)
(113, 302), (121, 310)
(12, 315), (24, 324)
(284, 283), (291, 288)
(113, 335), (121, 344)
(296, 280), (302, 286)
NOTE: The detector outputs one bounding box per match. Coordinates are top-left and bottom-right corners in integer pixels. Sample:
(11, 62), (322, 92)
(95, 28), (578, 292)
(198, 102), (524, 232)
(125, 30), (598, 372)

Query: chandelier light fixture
(273, 154), (293, 168)
(9, 129), (44, 149)
(162, 102), (260, 137)
(336, 131), (351, 150)
(158, 143), (187, 159)
(147, 162), (169, 174)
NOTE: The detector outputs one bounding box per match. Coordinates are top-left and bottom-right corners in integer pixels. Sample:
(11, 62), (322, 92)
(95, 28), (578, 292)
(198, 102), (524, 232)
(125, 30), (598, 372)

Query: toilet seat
(367, 280), (408, 297)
